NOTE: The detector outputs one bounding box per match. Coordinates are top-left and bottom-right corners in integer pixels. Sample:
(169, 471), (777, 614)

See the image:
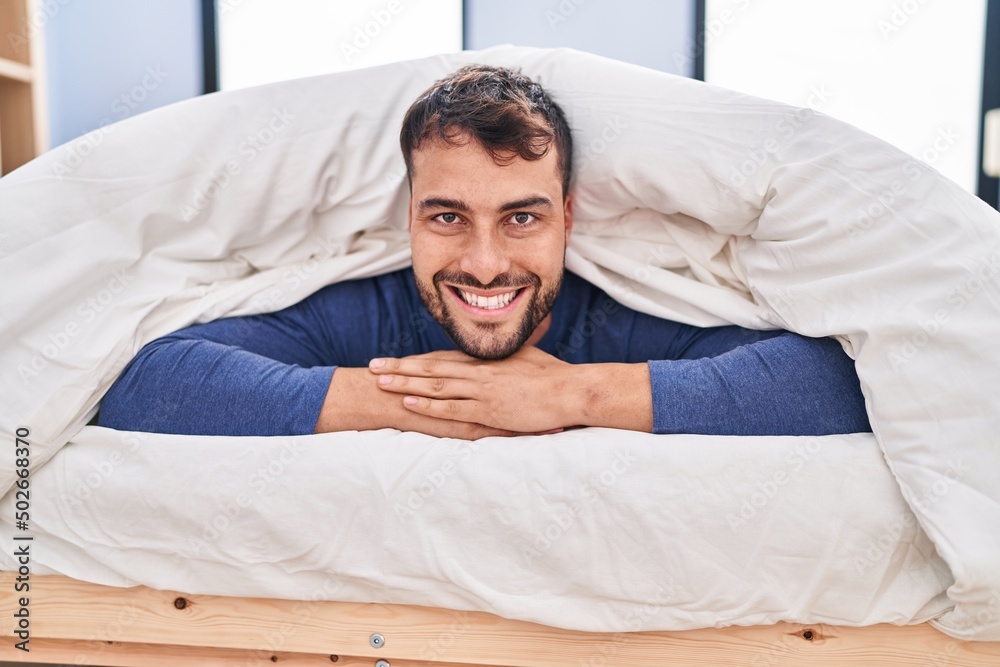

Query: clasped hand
(368, 346), (576, 434)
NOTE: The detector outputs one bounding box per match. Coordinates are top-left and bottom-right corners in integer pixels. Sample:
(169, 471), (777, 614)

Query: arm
(101, 338), (514, 438)
(647, 330), (871, 435)
(97, 311), (336, 436)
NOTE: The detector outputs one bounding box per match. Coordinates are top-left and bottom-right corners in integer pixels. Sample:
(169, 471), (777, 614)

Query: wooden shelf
(0, 55), (33, 83)
(0, 0), (49, 176)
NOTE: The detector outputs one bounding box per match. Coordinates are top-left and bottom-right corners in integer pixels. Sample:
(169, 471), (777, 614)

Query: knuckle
(431, 377), (447, 394)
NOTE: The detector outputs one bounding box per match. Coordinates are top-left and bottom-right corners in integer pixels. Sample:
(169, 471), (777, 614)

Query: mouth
(446, 285), (529, 317)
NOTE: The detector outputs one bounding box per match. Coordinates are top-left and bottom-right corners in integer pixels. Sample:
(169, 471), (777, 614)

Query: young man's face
(408, 132), (572, 360)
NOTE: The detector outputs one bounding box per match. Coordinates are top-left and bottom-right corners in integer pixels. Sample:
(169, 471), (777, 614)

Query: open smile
(446, 285), (529, 317)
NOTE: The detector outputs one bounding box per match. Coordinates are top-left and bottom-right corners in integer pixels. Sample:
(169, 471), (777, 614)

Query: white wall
(43, 0), (203, 148)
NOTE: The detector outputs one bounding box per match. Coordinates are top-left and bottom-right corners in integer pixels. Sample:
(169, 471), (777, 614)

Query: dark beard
(415, 268), (561, 360)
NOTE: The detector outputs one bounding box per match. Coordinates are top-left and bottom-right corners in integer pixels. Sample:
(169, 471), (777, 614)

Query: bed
(3, 572), (1000, 666)
(2, 45), (999, 665)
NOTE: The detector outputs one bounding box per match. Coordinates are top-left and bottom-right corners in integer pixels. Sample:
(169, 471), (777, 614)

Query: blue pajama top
(97, 268), (872, 437)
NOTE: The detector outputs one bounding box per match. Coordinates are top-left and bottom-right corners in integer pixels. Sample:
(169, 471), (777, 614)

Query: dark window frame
(978, 0), (999, 208)
(201, 0), (219, 94)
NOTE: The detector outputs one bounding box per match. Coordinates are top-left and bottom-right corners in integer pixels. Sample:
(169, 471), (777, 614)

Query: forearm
(315, 367), (387, 433)
(98, 338), (333, 436)
(571, 363), (654, 432)
(648, 333), (871, 436)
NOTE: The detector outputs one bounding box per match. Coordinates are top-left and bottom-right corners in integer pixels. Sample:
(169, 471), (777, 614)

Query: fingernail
(378, 375), (393, 385)
(369, 358), (385, 369)
(404, 396), (418, 406)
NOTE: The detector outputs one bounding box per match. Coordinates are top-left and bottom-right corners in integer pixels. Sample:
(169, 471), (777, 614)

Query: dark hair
(399, 64), (573, 197)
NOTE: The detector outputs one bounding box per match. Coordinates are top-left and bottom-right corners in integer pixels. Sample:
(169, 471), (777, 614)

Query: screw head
(369, 633), (385, 649)
(375, 660), (391, 667)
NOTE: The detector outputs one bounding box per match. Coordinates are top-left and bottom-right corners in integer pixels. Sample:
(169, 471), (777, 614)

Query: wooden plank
(0, 637), (491, 667)
(0, 57), (32, 83)
(0, 0), (30, 64)
(0, 0), (46, 170)
(26, 0), (48, 153)
(2, 573), (1000, 667)
(0, 78), (35, 174)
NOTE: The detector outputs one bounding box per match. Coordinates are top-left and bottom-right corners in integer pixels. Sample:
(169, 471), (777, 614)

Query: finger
(376, 374), (481, 399)
(369, 356), (480, 379)
(468, 427), (518, 439)
(398, 413), (515, 439)
(402, 396), (482, 423)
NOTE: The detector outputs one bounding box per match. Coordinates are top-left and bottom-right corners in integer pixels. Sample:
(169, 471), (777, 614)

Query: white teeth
(458, 289), (519, 310)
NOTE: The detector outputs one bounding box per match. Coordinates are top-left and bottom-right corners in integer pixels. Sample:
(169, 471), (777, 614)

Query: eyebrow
(417, 197), (471, 213)
(416, 196), (555, 214)
(497, 196), (555, 213)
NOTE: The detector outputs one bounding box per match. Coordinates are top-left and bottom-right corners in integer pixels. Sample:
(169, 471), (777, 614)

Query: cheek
(521, 234), (566, 277)
(411, 230), (456, 275)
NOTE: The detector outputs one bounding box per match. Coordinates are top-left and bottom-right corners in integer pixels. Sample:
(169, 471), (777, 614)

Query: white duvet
(1, 46), (998, 639)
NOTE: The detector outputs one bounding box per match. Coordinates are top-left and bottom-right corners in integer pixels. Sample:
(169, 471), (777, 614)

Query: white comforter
(1, 46), (997, 639)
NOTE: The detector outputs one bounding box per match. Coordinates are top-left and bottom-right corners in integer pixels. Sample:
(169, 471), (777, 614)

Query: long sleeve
(97, 268), (452, 437)
(97, 311), (337, 437)
(647, 330), (872, 436)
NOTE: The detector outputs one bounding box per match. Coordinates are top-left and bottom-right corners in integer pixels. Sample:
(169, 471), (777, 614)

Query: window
(216, 0), (462, 91)
(704, 0), (988, 193)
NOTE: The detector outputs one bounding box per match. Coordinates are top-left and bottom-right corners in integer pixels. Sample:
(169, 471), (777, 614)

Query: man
(98, 65), (871, 439)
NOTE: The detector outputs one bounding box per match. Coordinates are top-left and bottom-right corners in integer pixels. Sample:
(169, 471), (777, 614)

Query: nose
(459, 228), (511, 286)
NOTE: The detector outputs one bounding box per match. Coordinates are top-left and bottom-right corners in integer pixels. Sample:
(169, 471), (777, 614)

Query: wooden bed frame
(3, 573), (1000, 666)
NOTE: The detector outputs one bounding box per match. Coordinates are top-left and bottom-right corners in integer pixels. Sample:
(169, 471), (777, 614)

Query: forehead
(410, 136), (562, 205)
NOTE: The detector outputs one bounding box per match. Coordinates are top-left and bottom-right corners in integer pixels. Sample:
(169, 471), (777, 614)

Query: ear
(563, 194), (573, 246)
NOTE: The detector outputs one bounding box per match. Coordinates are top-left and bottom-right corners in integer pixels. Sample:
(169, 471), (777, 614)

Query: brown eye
(436, 213), (458, 224)
(511, 213), (535, 225)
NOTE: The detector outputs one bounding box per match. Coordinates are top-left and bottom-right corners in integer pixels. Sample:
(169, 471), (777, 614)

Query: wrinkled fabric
(1, 46), (998, 638)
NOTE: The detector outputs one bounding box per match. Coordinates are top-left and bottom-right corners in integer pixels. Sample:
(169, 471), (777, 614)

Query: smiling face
(408, 132), (572, 360)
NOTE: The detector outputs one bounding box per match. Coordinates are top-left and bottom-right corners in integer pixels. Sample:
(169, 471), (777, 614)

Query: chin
(449, 322), (532, 360)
